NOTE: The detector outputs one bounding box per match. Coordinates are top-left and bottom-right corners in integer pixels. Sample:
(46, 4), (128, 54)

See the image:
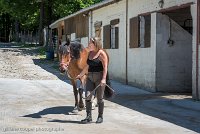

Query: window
(111, 24), (119, 49)
(129, 15), (151, 48)
(103, 19), (119, 49)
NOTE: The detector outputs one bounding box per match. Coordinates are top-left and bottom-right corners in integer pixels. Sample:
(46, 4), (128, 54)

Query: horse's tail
(104, 72), (114, 99)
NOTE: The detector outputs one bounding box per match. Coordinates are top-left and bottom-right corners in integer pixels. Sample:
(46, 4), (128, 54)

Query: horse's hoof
(78, 103), (85, 111)
(78, 106), (85, 111)
(72, 106), (79, 113)
(92, 104), (96, 110)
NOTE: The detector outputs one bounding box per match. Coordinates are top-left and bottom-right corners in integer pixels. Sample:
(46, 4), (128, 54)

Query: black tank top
(87, 57), (103, 72)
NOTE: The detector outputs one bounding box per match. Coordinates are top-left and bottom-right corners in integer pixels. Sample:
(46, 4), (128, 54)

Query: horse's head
(59, 39), (71, 73)
(69, 41), (83, 59)
(59, 39), (83, 73)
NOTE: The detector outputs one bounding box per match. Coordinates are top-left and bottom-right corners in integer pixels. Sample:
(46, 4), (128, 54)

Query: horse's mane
(59, 40), (70, 55)
(70, 41), (84, 59)
(59, 40), (84, 60)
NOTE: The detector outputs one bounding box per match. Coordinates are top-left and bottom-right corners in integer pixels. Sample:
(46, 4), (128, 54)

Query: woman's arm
(76, 65), (89, 79)
(93, 49), (103, 59)
(99, 50), (108, 84)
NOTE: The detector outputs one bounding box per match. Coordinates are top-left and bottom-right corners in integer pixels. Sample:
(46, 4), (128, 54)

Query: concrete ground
(0, 78), (200, 134)
(0, 43), (200, 134)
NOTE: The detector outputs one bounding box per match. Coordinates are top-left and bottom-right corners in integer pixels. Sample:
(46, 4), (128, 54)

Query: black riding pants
(85, 72), (105, 103)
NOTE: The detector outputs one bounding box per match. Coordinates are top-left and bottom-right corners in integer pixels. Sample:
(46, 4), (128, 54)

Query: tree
(38, 0), (44, 45)
(0, 0), (103, 43)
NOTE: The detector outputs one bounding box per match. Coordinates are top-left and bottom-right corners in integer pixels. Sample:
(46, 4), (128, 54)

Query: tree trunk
(39, 0), (44, 46)
(48, 0), (52, 26)
(44, 0), (53, 48)
(15, 19), (20, 42)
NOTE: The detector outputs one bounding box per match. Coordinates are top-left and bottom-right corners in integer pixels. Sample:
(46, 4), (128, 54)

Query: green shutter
(115, 27), (119, 49)
(129, 16), (139, 48)
(103, 25), (111, 49)
(144, 15), (151, 48)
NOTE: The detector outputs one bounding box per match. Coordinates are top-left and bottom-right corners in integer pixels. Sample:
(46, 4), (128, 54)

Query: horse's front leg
(78, 88), (84, 110)
(78, 75), (87, 110)
(71, 80), (79, 113)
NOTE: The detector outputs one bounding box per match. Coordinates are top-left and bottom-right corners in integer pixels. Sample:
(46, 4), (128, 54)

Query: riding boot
(96, 102), (104, 123)
(81, 101), (92, 123)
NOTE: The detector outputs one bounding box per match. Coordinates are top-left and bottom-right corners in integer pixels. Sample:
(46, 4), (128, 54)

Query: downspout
(90, 11), (93, 40)
(125, 0), (128, 84)
(196, 0), (199, 100)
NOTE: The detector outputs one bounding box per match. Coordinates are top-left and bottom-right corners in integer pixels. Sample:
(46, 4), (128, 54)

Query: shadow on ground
(22, 106), (74, 118)
(110, 92), (200, 133)
(0, 43), (44, 57)
(22, 106), (81, 124)
(47, 119), (81, 124)
(32, 59), (68, 81)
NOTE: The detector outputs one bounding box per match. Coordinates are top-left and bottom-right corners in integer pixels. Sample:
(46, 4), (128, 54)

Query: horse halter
(59, 45), (71, 69)
(60, 44), (78, 79)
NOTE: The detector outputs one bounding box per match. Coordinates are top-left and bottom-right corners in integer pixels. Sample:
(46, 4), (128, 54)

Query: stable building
(50, 0), (200, 100)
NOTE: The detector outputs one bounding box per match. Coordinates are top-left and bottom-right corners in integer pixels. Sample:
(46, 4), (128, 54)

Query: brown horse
(59, 40), (113, 113)
(59, 40), (89, 113)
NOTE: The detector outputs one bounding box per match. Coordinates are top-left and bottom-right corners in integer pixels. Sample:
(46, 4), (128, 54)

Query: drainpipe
(196, 0), (199, 100)
(90, 11), (93, 39)
(125, 0), (128, 84)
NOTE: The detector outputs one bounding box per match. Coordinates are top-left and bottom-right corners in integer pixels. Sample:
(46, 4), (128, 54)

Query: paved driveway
(0, 43), (199, 134)
(0, 78), (199, 134)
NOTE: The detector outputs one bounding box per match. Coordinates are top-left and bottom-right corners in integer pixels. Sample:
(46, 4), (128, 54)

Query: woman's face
(88, 38), (96, 52)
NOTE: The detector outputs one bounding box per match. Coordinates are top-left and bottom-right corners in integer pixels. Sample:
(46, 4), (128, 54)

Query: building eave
(50, 0), (118, 29)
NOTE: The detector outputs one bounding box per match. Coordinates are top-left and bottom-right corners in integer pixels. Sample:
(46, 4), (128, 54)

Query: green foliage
(0, 0), (103, 41)
(52, 0), (103, 18)
(0, 0), (40, 30)
(38, 46), (46, 55)
(17, 43), (36, 48)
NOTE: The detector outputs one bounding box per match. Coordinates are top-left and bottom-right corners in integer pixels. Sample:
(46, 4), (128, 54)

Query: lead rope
(82, 83), (114, 100)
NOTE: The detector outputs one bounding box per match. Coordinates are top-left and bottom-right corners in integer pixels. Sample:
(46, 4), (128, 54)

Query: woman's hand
(76, 74), (82, 79)
(76, 65), (89, 79)
(101, 78), (106, 86)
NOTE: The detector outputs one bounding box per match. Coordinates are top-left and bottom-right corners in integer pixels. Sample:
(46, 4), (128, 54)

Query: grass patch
(52, 64), (59, 70)
(37, 47), (46, 59)
(17, 43), (36, 48)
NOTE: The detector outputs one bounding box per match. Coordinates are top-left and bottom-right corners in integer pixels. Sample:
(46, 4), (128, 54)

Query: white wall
(191, 3), (200, 100)
(127, 0), (195, 91)
(69, 33), (89, 48)
(92, 0), (127, 82)
(80, 37), (89, 48)
(156, 13), (192, 92)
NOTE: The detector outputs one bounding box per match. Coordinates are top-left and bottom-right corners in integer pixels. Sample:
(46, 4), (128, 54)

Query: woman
(77, 37), (109, 124)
